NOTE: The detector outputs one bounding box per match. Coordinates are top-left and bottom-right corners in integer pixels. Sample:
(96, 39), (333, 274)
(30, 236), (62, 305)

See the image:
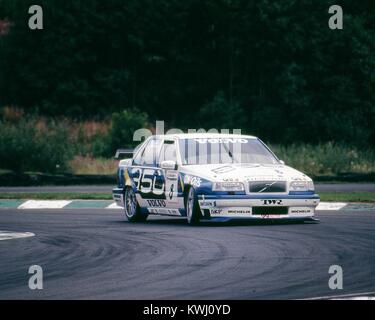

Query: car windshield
(178, 137), (279, 165)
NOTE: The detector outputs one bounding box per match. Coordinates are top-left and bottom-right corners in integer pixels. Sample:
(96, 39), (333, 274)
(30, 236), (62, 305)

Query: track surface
(1, 183), (375, 193)
(0, 210), (375, 299)
(0, 209), (374, 299)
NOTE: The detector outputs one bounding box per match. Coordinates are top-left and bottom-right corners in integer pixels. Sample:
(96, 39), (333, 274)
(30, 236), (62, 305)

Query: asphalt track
(1, 183), (375, 193)
(0, 209), (375, 299)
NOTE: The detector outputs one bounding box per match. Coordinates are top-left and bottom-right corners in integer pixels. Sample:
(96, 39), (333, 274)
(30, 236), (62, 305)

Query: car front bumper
(198, 194), (320, 219)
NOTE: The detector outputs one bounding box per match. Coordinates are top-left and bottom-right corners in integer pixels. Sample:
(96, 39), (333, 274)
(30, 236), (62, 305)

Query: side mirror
(161, 160), (177, 170)
(119, 159), (132, 166)
(115, 149), (134, 159)
(279, 160), (285, 165)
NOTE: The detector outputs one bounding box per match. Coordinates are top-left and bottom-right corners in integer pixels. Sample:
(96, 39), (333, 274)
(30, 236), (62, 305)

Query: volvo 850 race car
(113, 133), (320, 224)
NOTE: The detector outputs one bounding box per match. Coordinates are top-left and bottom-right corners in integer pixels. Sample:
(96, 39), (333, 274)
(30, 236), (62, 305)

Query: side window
(158, 141), (177, 166)
(140, 138), (163, 166)
(133, 141), (149, 166)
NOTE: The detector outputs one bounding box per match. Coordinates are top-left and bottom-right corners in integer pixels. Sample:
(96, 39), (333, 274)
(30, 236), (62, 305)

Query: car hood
(180, 163), (312, 183)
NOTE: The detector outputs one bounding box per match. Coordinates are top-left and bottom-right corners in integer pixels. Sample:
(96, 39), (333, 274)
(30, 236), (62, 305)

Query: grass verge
(0, 192), (374, 202)
(319, 192), (375, 203)
(0, 193), (112, 200)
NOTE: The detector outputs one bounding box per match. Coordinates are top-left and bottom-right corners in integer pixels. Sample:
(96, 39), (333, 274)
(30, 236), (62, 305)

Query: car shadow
(112, 217), (319, 227)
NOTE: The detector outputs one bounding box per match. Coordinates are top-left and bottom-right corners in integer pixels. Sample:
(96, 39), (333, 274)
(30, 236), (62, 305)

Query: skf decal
(263, 199), (283, 205)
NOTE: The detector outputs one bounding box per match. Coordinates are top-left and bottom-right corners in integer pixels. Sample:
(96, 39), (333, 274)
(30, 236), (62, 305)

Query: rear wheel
(124, 187), (148, 222)
(185, 187), (200, 225)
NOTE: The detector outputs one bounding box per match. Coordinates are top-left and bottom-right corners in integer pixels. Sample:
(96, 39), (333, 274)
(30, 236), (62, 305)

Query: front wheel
(185, 187), (201, 225)
(124, 187), (148, 222)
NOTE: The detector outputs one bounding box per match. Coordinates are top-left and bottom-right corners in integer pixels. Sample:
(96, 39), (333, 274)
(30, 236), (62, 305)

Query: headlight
(289, 181), (314, 192)
(212, 182), (245, 192)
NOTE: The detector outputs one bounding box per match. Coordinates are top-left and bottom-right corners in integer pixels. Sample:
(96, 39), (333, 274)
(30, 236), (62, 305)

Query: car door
(131, 137), (165, 206)
(158, 139), (180, 207)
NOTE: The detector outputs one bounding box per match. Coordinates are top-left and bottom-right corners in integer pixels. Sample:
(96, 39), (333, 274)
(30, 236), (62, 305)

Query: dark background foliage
(0, 0), (374, 146)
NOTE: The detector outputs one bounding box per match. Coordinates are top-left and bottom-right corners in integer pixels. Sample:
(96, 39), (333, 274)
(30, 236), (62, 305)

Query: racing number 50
(132, 168), (164, 195)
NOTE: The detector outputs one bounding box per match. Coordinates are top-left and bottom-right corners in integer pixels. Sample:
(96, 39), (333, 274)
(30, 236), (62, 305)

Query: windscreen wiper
(222, 143), (239, 163)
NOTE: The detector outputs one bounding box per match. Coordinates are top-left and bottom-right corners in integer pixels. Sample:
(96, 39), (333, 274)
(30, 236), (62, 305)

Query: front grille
(252, 206), (288, 215)
(249, 181), (286, 193)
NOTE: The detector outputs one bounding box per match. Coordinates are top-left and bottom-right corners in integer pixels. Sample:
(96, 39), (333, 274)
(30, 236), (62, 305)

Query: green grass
(0, 193), (112, 200)
(0, 191), (374, 202)
(319, 192), (375, 203)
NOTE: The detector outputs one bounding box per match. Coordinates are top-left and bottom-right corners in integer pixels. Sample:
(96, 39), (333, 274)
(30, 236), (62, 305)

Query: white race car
(113, 133), (320, 224)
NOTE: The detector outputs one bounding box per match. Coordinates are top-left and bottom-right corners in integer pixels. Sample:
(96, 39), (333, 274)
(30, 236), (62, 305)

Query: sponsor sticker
(210, 207), (252, 216)
(200, 200), (216, 207)
(290, 209), (311, 214)
(222, 177), (240, 182)
(261, 214), (283, 219)
(194, 138), (248, 144)
(227, 209), (251, 214)
(166, 172), (178, 180)
(289, 207), (313, 214)
(245, 176), (284, 181)
(148, 208), (180, 215)
(147, 199), (166, 207)
(262, 199), (283, 205)
(184, 175), (202, 188)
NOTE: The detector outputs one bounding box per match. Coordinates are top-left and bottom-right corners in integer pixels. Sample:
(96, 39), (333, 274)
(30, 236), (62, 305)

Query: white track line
(18, 200), (72, 209)
(0, 231), (35, 241)
(0, 200), (356, 211)
(106, 203), (123, 209)
(316, 202), (347, 210)
(303, 291), (375, 300)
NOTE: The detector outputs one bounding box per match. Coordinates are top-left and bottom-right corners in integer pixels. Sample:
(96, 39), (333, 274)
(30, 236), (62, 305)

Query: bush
(92, 109), (150, 157)
(270, 142), (375, 177)
(198, 91), (247, 130)
(0, 119), (73, 172)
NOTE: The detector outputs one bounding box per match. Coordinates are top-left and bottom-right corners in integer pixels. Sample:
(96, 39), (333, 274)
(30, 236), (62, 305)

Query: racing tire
(123, 187), (148, 222)
(185, 187), (201, 225)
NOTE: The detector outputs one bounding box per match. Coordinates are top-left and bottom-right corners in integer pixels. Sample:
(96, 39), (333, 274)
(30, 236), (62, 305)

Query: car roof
(158, 133), (258, 140)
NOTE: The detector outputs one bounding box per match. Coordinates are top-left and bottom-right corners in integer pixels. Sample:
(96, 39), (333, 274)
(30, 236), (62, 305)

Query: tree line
(0, 0), (374, 146)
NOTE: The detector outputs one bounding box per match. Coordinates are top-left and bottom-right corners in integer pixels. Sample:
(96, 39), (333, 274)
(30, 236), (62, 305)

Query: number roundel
(131, 168), (165, 195)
